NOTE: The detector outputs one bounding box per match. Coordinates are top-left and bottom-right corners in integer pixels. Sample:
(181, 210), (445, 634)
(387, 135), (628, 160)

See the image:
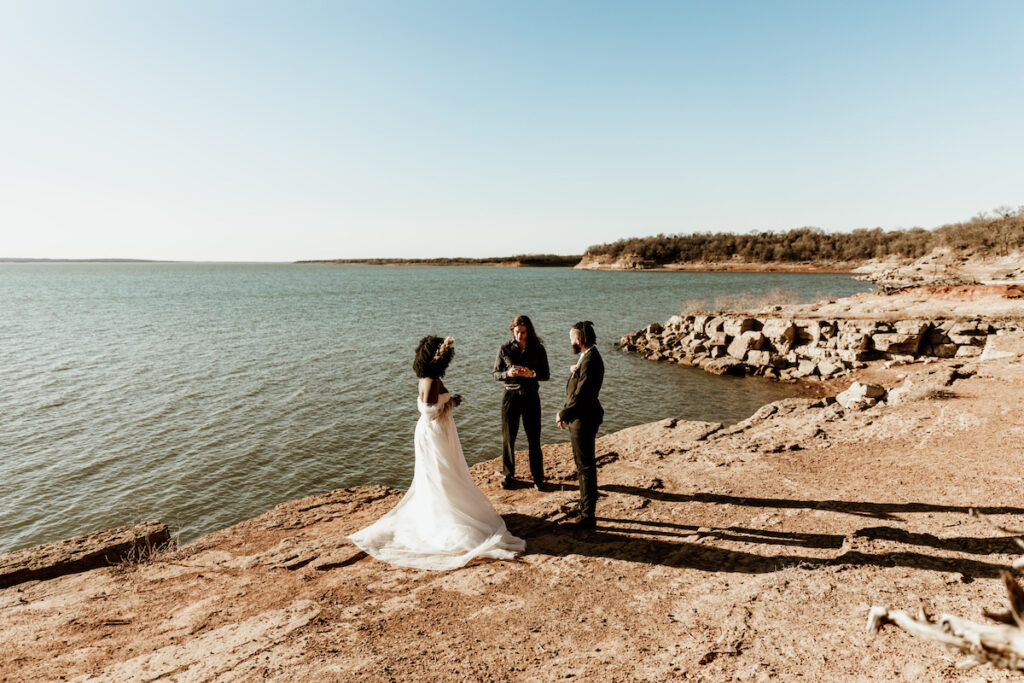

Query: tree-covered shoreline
(585, 208), (1024, 264)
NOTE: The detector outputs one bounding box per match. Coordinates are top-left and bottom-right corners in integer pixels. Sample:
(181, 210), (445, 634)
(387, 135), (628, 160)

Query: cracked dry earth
(3, 347), (1024, 681)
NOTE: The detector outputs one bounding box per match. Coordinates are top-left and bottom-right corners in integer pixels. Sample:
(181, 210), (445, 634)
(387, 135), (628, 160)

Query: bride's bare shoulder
(418, 377), (440, 404)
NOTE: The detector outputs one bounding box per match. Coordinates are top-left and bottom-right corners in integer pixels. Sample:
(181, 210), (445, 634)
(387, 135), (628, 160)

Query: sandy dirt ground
(3, 297), (1024, 681)
(854, 251), (1024, 287)
(768, 283), (1024, 322)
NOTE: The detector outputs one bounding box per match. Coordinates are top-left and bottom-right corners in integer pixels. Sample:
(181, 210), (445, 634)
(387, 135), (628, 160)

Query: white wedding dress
(348, 393), (526, 570)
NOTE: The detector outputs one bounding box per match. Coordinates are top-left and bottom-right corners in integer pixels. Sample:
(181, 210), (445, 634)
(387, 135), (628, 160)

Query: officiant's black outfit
(559, 346), (604, 521)
(493, 339), (550, 484)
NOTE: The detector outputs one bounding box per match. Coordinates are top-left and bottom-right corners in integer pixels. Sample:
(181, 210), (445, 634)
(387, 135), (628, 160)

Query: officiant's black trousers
(569, 419), (599, 519)
(501, 390), (544, 482)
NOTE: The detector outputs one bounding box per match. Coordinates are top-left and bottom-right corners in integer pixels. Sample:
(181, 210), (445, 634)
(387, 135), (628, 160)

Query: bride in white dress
(348, 336), (526, 570)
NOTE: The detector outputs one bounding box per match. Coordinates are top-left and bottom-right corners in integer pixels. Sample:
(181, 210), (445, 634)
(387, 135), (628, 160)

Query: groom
(556, 321), (604, 530)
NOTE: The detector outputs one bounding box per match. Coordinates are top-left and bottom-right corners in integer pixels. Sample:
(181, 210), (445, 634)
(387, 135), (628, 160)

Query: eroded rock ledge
(0, 521), (170, 589)
(618, 314), (1022, 380)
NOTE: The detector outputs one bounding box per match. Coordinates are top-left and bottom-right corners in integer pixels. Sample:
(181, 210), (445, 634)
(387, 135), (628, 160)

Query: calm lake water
(0, 263), (873, 552)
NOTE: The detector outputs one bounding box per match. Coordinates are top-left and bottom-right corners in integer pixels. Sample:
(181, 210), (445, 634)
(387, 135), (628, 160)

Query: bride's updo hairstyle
(414, 335), (454, 378)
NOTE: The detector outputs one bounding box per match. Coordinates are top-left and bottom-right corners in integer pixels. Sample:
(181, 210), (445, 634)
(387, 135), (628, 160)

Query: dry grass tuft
(112, 536), (179, 574)
(679, 288), (834, 315)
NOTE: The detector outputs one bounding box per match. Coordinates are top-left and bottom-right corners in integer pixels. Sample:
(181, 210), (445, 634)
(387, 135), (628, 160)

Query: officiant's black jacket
(560, 347), (604, 424)
(492, 340), (550, 393)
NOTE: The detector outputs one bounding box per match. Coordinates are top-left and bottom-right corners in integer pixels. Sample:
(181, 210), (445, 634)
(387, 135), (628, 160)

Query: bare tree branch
(869, 512), (1024, 671)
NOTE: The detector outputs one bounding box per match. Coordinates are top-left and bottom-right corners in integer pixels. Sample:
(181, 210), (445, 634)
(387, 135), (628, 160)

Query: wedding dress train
(348, 393), (526, 570)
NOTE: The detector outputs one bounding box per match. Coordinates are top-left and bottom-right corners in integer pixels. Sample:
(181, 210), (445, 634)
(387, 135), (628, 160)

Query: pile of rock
(618, 314), (1017, 380)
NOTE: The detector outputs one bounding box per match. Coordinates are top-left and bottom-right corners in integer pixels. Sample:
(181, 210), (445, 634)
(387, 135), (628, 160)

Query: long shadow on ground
(503, 492), (1021, 580)
(602, 484), (1024, 522)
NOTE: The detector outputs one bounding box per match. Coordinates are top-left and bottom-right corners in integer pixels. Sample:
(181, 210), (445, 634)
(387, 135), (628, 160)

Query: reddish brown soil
(3, 343), (1024, 681)
(917, 284), (1024, 299)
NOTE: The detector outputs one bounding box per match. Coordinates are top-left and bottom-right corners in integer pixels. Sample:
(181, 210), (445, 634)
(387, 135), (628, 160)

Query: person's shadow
(502, 487), (1024, 580)
(602, 484), (1024, 522)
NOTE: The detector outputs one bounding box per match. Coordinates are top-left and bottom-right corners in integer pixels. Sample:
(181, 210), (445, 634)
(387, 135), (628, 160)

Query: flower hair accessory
(434, 337), (454, 362)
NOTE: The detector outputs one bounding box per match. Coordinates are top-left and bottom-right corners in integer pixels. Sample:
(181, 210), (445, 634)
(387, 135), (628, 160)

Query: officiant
(492, 315), (550, 490)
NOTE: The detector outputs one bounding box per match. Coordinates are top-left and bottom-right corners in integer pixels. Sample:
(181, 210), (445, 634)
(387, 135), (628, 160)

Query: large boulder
(818, 321), (839, 340)
(949, 333), (988, 347)
(798, 346), (832, 362)
(836, 381), (886, 409)
(700, 357), (746, 376)
(871, 332), (924, 355)
(722, 317), (761, 337)
(707, 331), (729, 348)
(929, 343), (958, 358)
(795, 359), (819, 377)
(761, 319), (798, 347)
(663, 332), (683, 347)
(948, 320), (992, 335)
(817, 358), (846, 377)
(894, 320), (929, 336)
(681, 333), (701, 350)
(947, 321), (991, 346)
(795, 320), (837, 344)
(727, 331), (765, 359)
(835, 330), (873, 351)
(981, 333), (1024, 360)
(744, 349), (773, 367)
(705, 317), (726, 334)
(836, 348), (873, 363)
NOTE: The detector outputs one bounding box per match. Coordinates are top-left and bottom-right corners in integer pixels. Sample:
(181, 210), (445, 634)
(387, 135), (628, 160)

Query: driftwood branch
(869, 509), (1024, 671)
(867, 593), (1024, 671)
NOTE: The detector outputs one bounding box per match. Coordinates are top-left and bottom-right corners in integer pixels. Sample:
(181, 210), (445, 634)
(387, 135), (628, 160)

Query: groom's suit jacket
(559, 347), (604, 425)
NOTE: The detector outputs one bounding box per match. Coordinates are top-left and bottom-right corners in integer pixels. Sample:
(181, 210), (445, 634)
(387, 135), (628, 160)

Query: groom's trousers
(501, 390), (544, 483)
(569, 418), (599, 519)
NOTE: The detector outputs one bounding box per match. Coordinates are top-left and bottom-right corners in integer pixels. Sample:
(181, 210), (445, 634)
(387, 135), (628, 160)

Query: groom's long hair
(510, 315), (544, 347)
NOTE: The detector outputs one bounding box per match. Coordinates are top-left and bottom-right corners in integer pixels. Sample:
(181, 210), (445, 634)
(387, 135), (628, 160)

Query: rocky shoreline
(3, 285), (1024, 681)
(574, 253), (862, 273)
(619, 313), (1021, 381)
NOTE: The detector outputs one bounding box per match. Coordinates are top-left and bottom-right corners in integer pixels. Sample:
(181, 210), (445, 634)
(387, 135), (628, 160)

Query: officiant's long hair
(413, 336), (454, 378)
(510, 314), (544, 347)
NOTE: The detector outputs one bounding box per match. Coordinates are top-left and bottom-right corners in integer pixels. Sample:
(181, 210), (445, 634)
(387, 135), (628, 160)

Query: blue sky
(1, 1), (1022, 261)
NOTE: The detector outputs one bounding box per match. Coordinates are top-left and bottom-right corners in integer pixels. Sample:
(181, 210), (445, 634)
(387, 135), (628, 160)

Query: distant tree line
(299, 254), (581, 267)
(585, 207), (1024, 264)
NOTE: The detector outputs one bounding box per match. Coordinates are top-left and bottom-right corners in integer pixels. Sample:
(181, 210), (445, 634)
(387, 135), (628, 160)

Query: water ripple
(0, 263), (872, 552)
